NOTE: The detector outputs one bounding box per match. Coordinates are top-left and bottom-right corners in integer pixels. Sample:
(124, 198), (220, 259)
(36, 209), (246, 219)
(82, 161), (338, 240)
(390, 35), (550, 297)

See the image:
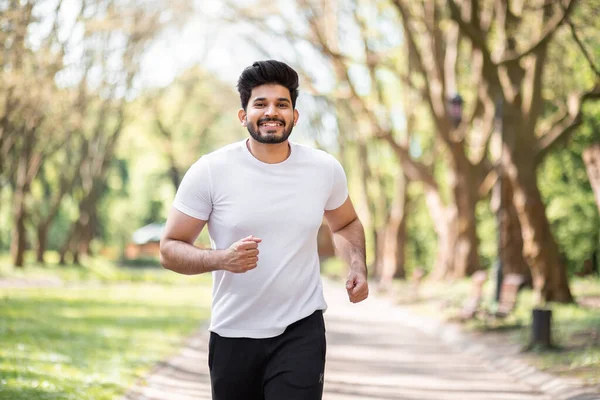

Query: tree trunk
(11, 191), (27, 268)
(167, 154), (181, 192)
(452, 165), (481, 278)
(59, 222), (79, 265)
(59, 247), (68, 265)
(425, 188), (452, 280)
(495, 175), (532, 284)
(371, 225), (381, 276)
(36, 222), (49, 264)
(72, 249), (80, 265)
(11, 141), (31, 268)
(394, 202), (408, 279)
(372, 227), (385, 280)
(430, 150), (480, 279)
(506, 155), (573, 303)
(583, 143), (600, 214)
(71, 202), (92, 261)
(379, 173), (408, 288)
(79, 197), (98, 257)
(34, 157), (82, 265)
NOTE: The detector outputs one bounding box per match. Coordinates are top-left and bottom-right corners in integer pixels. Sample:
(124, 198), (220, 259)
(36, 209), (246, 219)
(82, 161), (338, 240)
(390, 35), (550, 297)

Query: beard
(247, 117), (294, 144)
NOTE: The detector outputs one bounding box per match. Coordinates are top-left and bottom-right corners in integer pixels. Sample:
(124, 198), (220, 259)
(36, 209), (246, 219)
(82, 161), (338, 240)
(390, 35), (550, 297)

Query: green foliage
(405, 184), (437, 274)
(539, 105), (600, 275)
(476, 199), (497, 270)
(0, 189), (11, 252)
(47, 208), (73, 251)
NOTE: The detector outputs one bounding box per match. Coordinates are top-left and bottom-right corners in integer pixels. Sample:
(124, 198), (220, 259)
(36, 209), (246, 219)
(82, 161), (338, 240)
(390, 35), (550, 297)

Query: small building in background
(125, 223), (164, 259)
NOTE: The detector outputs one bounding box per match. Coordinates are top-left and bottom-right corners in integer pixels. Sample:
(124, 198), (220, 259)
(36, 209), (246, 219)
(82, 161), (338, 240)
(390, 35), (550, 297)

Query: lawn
(0, 257), (212, 400)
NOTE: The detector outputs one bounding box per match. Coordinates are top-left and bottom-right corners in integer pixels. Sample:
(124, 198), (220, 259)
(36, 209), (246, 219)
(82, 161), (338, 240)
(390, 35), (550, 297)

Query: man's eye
(255, 103), (264, 107)
(278, 103), (288, 107)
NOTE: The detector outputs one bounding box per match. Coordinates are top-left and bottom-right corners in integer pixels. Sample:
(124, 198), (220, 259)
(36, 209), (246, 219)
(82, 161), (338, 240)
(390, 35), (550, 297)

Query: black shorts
(208, 310), (326, 400)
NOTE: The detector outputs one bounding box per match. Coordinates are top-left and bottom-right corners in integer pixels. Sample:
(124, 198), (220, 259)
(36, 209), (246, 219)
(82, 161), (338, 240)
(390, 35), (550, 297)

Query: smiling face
(238, 84), (299, 144)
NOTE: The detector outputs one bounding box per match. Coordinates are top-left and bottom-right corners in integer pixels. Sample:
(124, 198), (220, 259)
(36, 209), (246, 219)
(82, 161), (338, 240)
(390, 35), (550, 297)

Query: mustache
(257, 117), (285, 125)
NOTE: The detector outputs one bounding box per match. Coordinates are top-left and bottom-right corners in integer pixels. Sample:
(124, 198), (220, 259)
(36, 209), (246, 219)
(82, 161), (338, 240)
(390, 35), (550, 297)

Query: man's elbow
(159, 238), (173, 271)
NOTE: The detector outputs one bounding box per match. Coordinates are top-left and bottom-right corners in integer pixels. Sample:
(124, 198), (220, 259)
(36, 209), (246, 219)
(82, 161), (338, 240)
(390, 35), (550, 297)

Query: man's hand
(346, 270), (368, 303)
(221, 235), (262, 273)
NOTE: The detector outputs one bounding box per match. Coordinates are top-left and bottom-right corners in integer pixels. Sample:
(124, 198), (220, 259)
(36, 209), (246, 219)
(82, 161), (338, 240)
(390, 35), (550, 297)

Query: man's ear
(238, 108), (247, 126)
(293, 109), (299, 126)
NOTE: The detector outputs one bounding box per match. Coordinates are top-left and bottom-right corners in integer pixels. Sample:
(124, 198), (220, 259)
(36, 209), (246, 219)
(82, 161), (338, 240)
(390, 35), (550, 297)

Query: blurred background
(0, 0), (599, 398)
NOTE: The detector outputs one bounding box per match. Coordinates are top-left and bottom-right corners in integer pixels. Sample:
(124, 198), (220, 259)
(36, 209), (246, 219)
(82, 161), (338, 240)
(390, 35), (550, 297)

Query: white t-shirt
(173, 139), (348, 338)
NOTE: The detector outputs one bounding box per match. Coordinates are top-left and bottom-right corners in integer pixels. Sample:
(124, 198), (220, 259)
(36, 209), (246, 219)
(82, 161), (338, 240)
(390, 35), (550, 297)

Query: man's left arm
(324, 197), (369, 303)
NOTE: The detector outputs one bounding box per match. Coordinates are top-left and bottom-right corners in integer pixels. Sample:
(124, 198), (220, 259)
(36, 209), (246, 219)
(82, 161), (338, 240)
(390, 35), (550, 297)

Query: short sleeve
(325, 156), (349, 210)
(172, 156), (212, 220)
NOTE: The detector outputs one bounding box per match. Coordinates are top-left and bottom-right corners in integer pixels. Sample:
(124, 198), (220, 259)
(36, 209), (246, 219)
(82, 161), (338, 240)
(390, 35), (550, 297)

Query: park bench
(457, 270), (488, 321)
(487, 273), (526, 320)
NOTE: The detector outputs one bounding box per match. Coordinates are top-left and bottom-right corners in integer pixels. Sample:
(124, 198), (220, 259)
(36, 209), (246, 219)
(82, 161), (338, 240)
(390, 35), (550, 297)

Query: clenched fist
(346, 271), (368, 303)
(221, 235), (262, 273)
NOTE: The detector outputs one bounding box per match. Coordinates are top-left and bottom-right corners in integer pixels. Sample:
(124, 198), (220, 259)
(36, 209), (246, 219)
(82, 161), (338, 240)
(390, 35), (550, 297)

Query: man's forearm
(160, 239), (224, 275)
(331, 218), (367, 277)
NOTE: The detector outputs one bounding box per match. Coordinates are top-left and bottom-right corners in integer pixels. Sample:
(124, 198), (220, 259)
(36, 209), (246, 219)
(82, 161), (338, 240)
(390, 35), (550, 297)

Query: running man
(160, 59), (368, 400)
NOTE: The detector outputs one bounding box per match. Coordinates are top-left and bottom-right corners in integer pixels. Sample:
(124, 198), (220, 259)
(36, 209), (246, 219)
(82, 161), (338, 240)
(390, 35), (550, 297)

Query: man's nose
(264, 104), (279, 117)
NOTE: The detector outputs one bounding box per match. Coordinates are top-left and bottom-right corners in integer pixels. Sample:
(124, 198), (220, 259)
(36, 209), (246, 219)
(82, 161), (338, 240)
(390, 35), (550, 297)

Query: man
(160, 60), (368, 400)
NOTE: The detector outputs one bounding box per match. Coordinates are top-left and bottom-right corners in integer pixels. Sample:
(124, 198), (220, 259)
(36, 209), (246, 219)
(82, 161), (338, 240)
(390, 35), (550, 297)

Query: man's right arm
(159, 207), (261, 275)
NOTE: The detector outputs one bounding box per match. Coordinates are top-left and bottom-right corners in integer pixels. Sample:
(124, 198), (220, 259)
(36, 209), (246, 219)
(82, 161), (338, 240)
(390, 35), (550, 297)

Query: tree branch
(390, 0), (428, 80)
(424, 0), (445, 90)
(443, 23), (459, 96)
(376, 131), (438, 190)
(477, 159), (497, 198)
(535, 83), (600, 162)
(499, 0), (576, 64)
(566, 16), (600, 78)
(447, 0), (494, 66)
(392, 0), (453, 144)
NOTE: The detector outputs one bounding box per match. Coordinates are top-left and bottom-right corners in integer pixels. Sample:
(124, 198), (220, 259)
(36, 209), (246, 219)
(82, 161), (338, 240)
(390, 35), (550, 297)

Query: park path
(123, 279), (599, 400)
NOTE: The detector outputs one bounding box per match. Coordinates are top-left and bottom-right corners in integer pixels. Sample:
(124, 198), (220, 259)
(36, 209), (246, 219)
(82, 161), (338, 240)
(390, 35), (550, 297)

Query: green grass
(0, 256), (212, 400)
(0, 252), (206, 286)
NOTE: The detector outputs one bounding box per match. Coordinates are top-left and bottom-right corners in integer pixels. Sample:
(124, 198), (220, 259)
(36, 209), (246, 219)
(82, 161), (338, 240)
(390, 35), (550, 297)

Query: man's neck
(246, 138), (291, 164)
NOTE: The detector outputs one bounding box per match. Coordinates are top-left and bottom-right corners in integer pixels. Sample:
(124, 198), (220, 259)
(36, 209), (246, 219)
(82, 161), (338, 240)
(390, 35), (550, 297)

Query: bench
(488, 273), (526, 319)
(457, 270), (488, 321)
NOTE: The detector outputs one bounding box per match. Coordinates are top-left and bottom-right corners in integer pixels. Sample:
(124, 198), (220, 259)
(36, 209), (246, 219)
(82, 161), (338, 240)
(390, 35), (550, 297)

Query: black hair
(236, 60), (299, 110)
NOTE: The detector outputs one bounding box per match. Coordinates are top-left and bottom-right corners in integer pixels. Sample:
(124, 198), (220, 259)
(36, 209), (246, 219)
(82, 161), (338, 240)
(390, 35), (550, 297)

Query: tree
(1, 0), (191, 267)
(143, 67), (241, 192)
(1, 0), (69, 267)
(444, 0), (600, 302)
(584, 142), (600, 214)
(59, 2), (168, 264)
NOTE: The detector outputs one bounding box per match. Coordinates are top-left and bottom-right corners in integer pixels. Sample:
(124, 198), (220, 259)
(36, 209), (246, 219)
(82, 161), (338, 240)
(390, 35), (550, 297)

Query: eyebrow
(252, 97), (291, 103)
